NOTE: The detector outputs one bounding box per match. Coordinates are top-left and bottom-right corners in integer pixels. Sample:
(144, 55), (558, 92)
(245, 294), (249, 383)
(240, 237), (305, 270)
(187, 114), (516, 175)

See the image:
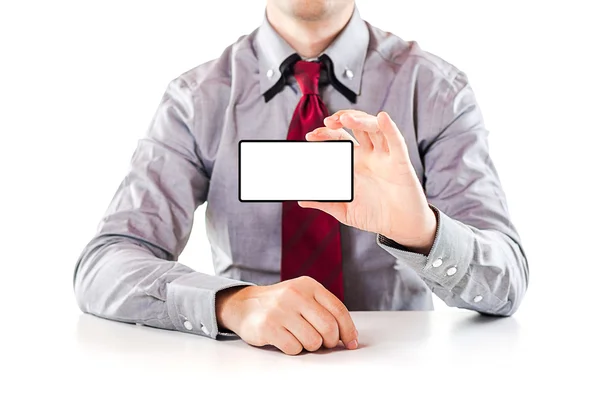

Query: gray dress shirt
(73, 8), (529, 339)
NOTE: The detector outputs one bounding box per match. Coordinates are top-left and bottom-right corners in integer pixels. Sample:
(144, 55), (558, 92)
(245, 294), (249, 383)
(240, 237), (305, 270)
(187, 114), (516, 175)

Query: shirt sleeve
(378, 71), (529, 316)
(73, 77), (252, 338)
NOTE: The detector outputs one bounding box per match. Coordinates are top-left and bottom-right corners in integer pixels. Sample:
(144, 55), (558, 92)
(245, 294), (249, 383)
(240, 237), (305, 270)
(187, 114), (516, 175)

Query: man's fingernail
(347, 339), (358, 350)
(331, 115), (339, 121)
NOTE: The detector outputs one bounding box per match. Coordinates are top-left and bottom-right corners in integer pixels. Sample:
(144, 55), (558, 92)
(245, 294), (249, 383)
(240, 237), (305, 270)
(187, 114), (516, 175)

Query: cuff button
(183, 320), (193, 331)
(200, 324), (210, 335)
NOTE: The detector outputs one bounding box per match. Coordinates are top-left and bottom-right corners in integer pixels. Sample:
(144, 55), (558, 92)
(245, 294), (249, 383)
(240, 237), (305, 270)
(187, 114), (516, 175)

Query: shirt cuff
(166, 270), (254, 339)
(377, 205), (474, 289)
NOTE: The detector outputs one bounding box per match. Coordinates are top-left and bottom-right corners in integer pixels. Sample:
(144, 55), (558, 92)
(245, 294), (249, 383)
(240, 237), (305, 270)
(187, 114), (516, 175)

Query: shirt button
(473, 295), (483, 303)
(446, 266), (457, 276)
(201, 325), (210, 335)
(432, 258), (443, 268)
(344, 68), (354, 79)
(183, 320), (193, 331)
(266, 69), (274, 79)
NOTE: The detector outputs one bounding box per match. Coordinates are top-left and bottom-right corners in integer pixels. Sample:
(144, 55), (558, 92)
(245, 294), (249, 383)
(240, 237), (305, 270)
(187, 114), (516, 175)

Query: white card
(239, 140), (354, 202)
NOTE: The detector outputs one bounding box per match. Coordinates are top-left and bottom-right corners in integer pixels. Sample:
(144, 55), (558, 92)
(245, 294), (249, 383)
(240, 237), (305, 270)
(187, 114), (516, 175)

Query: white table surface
(7, 309), (596, 400)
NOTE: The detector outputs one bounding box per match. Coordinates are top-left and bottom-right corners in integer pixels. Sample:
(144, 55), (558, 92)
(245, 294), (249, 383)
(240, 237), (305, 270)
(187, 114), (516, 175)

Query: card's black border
(238, 140), (354, 203)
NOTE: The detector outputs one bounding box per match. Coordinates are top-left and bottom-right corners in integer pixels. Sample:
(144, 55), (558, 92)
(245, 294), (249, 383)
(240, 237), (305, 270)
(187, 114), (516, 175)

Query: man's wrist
(216, 286), (249, 332)
(386, 207), (438, 255)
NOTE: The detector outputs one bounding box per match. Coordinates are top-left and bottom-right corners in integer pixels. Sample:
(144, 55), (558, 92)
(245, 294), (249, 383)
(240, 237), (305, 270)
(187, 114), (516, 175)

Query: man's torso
(176, 19), (461, 311)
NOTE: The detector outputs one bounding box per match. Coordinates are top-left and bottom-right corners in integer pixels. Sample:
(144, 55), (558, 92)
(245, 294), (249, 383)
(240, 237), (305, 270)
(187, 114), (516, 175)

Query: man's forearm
(378, 206), (528, 316)
(74, 234), (251, 337)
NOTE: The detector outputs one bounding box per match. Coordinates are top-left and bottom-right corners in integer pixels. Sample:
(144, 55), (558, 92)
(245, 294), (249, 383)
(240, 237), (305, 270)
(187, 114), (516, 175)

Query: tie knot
(293, 61), (321, 95)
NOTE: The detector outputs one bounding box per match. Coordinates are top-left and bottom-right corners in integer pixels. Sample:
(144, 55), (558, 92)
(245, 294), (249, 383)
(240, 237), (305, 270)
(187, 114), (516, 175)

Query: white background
(1, 0), (599, 396)
(240, 141), (353, 201)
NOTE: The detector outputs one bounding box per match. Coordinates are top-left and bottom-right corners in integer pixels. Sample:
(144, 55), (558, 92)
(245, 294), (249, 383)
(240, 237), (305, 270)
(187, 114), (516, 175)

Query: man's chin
(281, 0), (349, 22)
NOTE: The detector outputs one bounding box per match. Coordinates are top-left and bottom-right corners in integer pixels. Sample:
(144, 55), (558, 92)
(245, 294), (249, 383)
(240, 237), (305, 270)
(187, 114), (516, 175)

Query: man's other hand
(216, 276), (359, 355)
(302, 110), (437, 255)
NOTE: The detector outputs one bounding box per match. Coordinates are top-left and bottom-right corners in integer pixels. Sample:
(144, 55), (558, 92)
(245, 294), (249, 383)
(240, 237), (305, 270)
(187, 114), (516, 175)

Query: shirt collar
(255, 6), (369, 98)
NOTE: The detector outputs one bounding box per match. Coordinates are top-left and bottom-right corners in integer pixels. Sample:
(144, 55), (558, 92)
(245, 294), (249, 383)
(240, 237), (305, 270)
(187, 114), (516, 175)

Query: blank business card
(239, 140), (354, 202)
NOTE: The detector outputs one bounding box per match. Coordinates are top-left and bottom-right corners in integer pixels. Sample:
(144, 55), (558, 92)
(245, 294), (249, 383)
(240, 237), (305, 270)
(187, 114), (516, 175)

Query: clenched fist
(216, 276), (359, 355)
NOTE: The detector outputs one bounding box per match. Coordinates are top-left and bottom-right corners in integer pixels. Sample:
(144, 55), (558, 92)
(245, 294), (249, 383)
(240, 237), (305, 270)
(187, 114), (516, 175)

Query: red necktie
(281, 60), (344, 301)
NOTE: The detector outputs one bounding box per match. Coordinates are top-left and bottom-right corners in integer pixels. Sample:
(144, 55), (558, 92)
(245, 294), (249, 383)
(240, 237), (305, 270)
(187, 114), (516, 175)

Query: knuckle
(331, 302), (349, 318)
(323, 337), (340, 349)
(283, 341), (303, 356)
(280, 285), (302, 303)
(321, 320), (338, 337)
(301, 276), (322, 290)
(272, 287), (293, 307)
(271, 285), (304, 312)
(297, 275), (315, 285)
(285, 283), (303, 295)
(304, 335), (323, 352)
(336, 132), (347, 140)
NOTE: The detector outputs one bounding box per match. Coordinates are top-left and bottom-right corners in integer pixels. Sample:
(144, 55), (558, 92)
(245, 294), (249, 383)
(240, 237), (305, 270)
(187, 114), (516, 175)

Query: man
(74, 0), (529, 355)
